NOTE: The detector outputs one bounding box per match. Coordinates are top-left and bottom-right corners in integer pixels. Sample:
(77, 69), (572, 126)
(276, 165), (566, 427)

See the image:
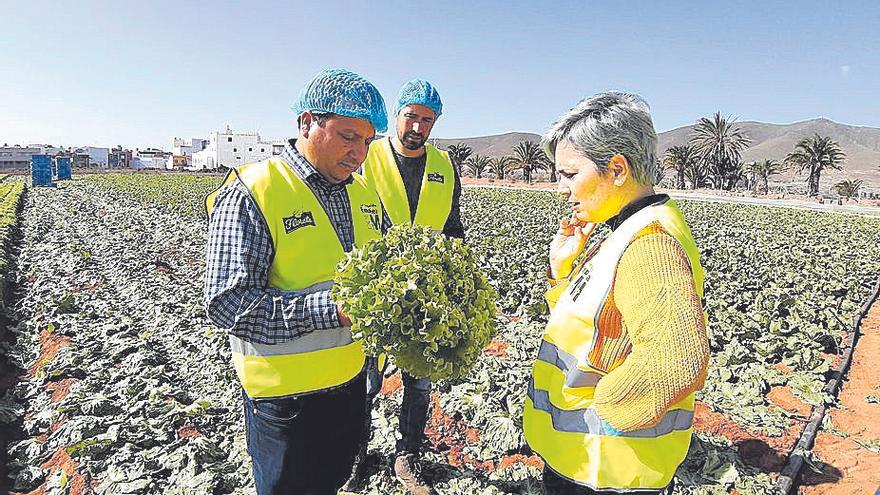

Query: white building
(131, 148), (170, 169)
(166, 137), (207, 170)
(191, 127), (283, 170)
(86, 147), (109, 167)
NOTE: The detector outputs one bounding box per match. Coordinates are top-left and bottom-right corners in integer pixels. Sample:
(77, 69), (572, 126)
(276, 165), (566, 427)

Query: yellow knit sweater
(551, 224), (709, 431)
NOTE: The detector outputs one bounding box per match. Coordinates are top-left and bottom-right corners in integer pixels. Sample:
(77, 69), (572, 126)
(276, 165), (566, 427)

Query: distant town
(0, 126), (284, 171)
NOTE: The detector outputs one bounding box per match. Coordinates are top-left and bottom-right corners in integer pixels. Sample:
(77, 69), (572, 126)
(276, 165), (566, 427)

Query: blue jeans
(365, 360), (432, 454)
(242, 374), (366, 495)
(397, 371), (432, 454)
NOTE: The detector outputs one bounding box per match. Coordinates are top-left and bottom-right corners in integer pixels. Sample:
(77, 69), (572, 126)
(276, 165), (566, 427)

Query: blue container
(56, 157), (72, 180)
(31, 154), (55, 187)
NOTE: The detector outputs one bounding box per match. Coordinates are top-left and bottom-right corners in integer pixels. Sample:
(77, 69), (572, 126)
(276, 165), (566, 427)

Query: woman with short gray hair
(522, 92), (709, 494)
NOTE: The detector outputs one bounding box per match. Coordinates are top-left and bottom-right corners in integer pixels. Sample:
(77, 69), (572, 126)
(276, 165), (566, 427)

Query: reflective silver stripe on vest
(229, 280), (353, 357)
(536, 340), (604, 389)
(527, 381), (693, 438)
(230, 326), (354, 357)
(287, 280), (334, 296)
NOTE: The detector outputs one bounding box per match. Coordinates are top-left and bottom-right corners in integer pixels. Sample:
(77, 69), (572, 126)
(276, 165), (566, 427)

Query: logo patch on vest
(283, 211), (316, 234)
(360, 204), (381, 231)
(569, 267), (592, 301)
(427, 172), (445, 184)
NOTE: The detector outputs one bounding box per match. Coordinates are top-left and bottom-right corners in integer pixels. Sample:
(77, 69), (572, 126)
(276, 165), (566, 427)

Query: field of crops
(1, 173), (879, 494)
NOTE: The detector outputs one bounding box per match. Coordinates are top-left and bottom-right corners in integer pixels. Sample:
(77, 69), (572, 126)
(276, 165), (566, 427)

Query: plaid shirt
(203, 139), (389, 344)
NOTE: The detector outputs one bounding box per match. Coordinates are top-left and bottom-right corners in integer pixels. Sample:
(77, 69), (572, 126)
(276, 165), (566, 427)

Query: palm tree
(682, 159), (709, 190)
(464, 154), (491, 179)
(689, 112), (751, 190)
(784, 134), (846, 196)
(512, 141), (547, 184)
(445, 143), (473, 176)
(662, 145), (697, 189)
(489, 155), (516, 180)
(727, 161), (748, 190)
(746, 159), (787, 194)
(538, 157), (558, 182)
(834, 179), (862, 201)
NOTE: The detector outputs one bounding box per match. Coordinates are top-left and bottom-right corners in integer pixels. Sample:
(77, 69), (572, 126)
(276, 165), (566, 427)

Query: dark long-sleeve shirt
(388, 142), (465, 239)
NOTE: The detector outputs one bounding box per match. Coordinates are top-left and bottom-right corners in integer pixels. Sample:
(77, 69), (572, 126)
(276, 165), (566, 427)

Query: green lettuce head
(332, 224), (497, 381)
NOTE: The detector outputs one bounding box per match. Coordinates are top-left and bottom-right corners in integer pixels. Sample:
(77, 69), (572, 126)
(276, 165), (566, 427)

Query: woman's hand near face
(549, 215), (595, 279)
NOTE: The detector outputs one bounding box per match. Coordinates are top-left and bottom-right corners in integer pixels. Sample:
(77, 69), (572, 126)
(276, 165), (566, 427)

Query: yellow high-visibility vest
(362, 137), (454, 231)
(523, 199), (705, 490)
(205, 158), (382, 399)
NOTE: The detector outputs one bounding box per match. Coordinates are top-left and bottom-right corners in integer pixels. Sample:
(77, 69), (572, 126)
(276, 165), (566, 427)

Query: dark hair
(297, 112), (335, 128)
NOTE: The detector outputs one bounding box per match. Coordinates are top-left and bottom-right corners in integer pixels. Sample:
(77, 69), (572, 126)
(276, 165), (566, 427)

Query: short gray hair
(542, 91), (659, 186)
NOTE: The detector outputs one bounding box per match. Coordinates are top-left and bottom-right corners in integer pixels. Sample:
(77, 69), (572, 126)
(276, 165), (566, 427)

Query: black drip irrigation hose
(775, 274), (880, 495)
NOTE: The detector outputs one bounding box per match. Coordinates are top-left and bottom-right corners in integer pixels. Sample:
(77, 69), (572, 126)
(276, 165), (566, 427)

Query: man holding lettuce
(203, 68), (390, 495)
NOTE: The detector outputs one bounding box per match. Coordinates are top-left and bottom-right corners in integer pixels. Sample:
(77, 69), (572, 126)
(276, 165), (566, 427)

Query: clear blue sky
(1, 0), (878, 150)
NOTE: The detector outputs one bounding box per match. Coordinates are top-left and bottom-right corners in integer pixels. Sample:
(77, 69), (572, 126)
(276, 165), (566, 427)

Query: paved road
(463, 184), (880, 217)
(665, 191), (880, 217)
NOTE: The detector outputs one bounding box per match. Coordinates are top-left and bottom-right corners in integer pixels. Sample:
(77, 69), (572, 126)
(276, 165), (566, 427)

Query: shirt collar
(282, 139), (353, 188)
(604, 193), (669, 231)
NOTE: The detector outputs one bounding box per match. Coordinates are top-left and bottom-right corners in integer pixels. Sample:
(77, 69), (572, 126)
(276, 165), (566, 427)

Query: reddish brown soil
(72, 281), (100, 292)
(177, 424), (201, 439)
(693, 401), (804, 472)
(768, 386), (811, 418)
(7, 329), (84, 495)
(12, 448), (92, 495)
(774, 362), (795, 375)
(694, 402), (799, 452)
(380, 370), (403, 396)
(483, 339), (509, 358)
(496, 453), (544, 472)
(425, 392), (494, 472)
(46, 378), (79, 403)
(800, 295), (880, 495)
(49, 417), (66, 433)
(28, 328), (70, 377)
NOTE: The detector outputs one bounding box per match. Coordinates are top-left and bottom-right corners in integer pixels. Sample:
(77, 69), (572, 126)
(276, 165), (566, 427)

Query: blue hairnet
(292, 68), (388, 133)
(396, 79), (442, 118)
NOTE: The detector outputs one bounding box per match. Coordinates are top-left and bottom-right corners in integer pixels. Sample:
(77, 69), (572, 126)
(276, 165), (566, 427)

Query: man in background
(359, 79), (463, 495)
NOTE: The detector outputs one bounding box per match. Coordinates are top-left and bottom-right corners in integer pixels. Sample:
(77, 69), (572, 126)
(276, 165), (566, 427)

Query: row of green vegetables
(0, 179), (26, 298)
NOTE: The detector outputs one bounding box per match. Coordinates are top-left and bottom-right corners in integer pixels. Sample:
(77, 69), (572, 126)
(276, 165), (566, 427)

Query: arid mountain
(658, 118), (880, 192)
(431, 132), (542, 158)
(433, 118), (880, 193)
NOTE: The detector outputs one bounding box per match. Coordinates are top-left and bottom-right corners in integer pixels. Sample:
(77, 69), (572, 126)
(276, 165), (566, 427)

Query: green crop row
(0, 179), (26, 300)
(83, 173), (222, 218)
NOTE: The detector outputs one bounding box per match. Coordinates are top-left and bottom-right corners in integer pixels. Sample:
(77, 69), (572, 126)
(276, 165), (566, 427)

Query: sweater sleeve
(591, 231), (709, 431)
